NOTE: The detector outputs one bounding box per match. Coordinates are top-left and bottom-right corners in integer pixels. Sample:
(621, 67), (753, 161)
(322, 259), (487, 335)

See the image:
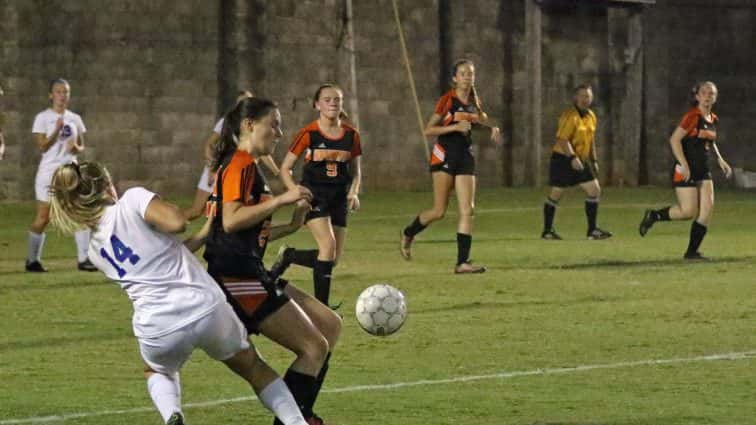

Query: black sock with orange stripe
(313, 260), (334, 305)
(654, 206), (671, 221)
(404, 216), (427, 238)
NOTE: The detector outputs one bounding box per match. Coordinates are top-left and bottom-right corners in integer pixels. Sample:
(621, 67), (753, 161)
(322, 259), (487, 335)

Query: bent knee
(300, 335), (329, 366)
(680, 207), (699, 219)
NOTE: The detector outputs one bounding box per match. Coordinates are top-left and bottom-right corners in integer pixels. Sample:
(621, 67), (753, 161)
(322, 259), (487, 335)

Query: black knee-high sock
(313, 260), (334, 305)
(456, 233), (472, 265)
(273, 369), (318, 424)
(686, 220), (708, 255)
(403, 216), (427, 238)
(585, 197), (599, 232)
(311, 352), (331, 409)
(654, 206), (671, 221)
(291, 249), (318, 268)
(543, 198), (558, 231)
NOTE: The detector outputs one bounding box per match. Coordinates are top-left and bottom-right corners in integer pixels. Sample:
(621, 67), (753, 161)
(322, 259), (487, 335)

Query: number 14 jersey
(88, 187), (225, 339)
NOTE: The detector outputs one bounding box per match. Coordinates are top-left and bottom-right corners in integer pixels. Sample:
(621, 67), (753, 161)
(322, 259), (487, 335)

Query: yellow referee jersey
(553, 106), (596, 160)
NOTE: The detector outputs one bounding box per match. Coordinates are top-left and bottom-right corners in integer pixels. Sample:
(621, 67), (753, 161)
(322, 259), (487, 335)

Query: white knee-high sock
(147, 373), (182, 423)
(258, 378), (308, 425)
(27, 231), (46, 262)
(74, 229), (90, 262)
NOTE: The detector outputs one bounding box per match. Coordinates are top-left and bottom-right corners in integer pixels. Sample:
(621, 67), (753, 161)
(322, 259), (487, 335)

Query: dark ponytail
(451, 59), (486, 118)
(209, 97), (278, 172)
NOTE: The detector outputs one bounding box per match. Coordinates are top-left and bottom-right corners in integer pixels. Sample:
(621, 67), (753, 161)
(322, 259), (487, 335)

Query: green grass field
(1, 187), (754, 425)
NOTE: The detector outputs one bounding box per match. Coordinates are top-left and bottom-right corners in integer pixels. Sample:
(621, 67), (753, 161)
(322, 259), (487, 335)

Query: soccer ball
(355, 284), (407, 336)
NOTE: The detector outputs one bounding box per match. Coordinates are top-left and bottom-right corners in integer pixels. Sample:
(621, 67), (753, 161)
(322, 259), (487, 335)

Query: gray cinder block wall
(1, 0), (754, 199)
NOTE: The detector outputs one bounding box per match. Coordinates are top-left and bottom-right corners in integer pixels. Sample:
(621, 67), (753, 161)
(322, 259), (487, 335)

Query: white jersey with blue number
(32, 108), (86, 172)
(88, 187), (225, 339)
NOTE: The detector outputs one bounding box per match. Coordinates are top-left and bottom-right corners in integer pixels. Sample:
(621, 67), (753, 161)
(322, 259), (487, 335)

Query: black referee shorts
(548, 153), (595, 188)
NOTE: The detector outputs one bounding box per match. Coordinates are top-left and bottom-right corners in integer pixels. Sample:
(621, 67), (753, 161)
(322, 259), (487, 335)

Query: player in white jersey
(48, 161), (309, 425)
(26, 78), (96, 272)
(183, 90), (282, 221)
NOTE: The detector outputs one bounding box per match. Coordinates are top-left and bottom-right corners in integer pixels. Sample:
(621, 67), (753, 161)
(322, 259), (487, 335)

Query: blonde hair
(49, 162), (114, 234)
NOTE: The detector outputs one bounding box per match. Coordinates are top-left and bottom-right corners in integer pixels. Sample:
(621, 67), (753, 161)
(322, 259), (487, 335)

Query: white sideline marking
(2, 350), (754, 424)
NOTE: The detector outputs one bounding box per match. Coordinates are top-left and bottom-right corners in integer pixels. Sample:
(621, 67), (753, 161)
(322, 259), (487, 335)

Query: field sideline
(1, 187), (754, 425)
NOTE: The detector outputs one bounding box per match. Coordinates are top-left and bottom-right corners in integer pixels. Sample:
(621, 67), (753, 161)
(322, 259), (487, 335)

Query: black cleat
(454, 261), (487, 274)
(25, 260), (48, 273)
(684, 251), (709, 261)
(270, 244), (294, 278)
(587, 228), (613, 240)
(541, 229), (562, 240)
(77, 258), (98, 272)
(166, 412), (185, 425)
(639, 209), (656, 237)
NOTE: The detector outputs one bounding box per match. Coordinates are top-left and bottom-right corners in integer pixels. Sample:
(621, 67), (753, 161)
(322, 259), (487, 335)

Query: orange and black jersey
(678, 107), (718, 164)
(204, 149), (273, 262)
(434, 89), (480, 151)
(289, 120), (362, 186)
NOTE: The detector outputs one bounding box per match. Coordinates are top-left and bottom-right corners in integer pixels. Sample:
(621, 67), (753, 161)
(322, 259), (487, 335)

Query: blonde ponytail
(49, 162), (114, 234)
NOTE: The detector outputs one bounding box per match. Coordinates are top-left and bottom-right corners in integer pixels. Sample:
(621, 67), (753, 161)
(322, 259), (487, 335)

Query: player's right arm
(222, 185), (312, 233)
(669, 126), (690, 181)
(143, 197), (187, 234)
(279, 152), (299, 191)
(35, 117), (64, 153)
(423, 113), (470, 137)
(203, 132), (220, 163)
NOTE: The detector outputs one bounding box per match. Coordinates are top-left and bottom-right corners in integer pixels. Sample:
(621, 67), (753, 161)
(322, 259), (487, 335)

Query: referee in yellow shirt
(542, 84), (611, 240)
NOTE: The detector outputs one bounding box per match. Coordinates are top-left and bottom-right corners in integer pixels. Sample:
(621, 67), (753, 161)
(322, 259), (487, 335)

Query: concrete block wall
(1, 0), (755, 199)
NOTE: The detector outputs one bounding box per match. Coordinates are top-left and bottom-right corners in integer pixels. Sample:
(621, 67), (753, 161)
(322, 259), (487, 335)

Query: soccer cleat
(639, 209), (656, 237)
(541, 229), (562, 240)
(270, 244), (294, 278)
(329, 300), (343, 311)
(454, 262), (486, 274)
(166, 412), (185, 425)
(587, 228), (613, 240)
(683, 251), (709, 261)
(399, 230), (413, 260)
(25, 260), (48, 273)
(77, 258), (98, 272)
(306, 414), (326, 425)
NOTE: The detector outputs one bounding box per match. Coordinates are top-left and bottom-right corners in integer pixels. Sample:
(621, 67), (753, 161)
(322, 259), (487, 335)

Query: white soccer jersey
(88, 187), (225, 339)
(32, 108), (86, 171)
(213, 118), (224, 135)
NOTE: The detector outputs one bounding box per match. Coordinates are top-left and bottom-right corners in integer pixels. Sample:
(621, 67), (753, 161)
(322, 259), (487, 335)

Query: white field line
(2, 350), (754, 424)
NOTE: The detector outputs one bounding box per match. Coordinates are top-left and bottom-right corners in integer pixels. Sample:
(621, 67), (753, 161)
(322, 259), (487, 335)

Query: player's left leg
(685, 180), (714, 260)
(283, 283), (342, 421)
(580, 179), (612, 239)
(307, 217), (336, 305)
(453, 174), (485, 274)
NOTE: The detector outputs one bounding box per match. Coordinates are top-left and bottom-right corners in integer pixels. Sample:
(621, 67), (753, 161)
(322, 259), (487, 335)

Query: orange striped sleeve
(434, 91), (453, 117)
(222, 153), (254, 204)
(679, 109), (700, 134)
(289, 126), (311, 156)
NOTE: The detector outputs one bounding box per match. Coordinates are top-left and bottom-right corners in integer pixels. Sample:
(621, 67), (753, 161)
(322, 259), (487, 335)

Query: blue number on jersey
(100, 235), (141, 278)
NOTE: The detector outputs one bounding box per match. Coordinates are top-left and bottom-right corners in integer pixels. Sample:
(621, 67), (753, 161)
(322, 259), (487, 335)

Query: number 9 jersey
(88, 187), (226, 339)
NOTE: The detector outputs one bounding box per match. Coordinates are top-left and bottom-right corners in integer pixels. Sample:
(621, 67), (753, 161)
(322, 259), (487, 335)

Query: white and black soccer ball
(355, 284), (407, 336)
